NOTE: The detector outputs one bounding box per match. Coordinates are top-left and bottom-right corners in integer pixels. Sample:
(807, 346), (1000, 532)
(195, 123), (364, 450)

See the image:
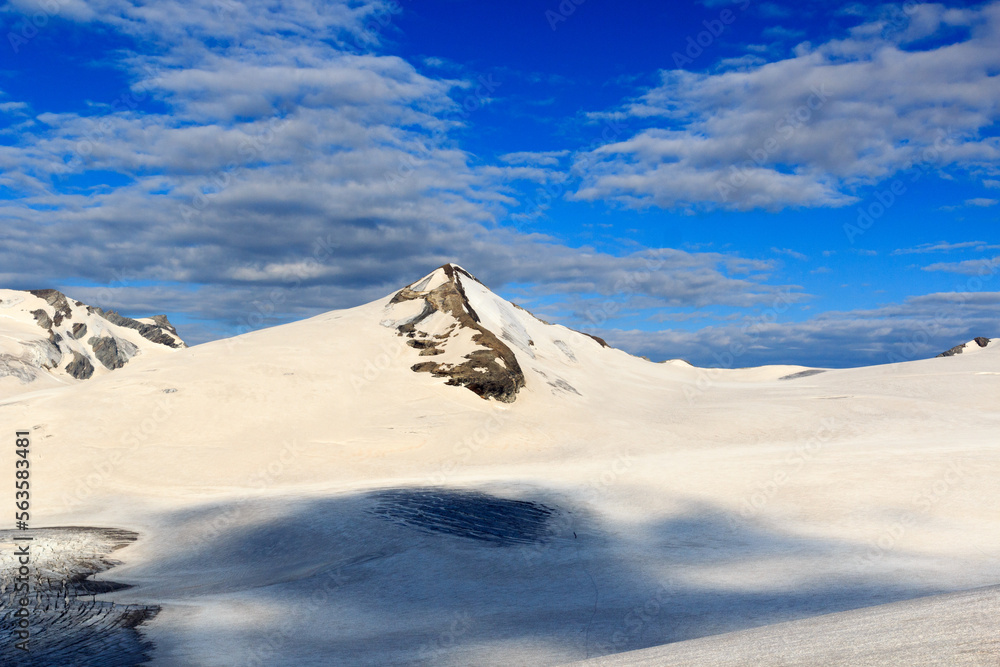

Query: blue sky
(1, 0), (998, 367)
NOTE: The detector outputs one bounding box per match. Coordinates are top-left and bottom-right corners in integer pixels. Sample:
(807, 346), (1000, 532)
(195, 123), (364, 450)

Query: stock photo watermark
(672, 0), (752, 68)
(716, 84), (830, 202)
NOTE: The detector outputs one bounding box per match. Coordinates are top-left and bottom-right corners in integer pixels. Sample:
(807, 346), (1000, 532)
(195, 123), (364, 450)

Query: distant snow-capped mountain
(0, 288), (184, 396)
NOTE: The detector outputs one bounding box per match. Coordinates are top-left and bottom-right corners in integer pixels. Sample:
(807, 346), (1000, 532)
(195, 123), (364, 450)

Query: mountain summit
(380, 263), (607, 402)
(0, 288), (184, 396)
(2, 266), (999, 667)
(384, 264), (526, 402)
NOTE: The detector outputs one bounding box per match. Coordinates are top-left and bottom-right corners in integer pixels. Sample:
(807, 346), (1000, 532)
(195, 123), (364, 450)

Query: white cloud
(771, 247), (808, 261)
(965, 197), (998, 207)
(601, 291), (1000, 367)
(0, 0), (803, 342)
(499, 150), (570, 167)
(572, 2), (1000, 211)
(923, 257), (1000, 276)
(892, 241), (992, 255)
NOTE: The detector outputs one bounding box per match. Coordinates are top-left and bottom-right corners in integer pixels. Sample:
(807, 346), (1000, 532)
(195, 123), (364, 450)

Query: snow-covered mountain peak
(0, 288), (185, 396)
(380, 264), (610, 403)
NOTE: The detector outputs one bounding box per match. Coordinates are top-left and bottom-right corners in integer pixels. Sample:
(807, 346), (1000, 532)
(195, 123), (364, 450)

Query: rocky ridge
(385, 264), (526, 402)
(937, 336), (993, 357)
(0, 288), (185, 392)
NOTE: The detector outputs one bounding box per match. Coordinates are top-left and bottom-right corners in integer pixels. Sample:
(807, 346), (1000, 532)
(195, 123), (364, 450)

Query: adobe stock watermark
(179, 115), (291, 223)
(426, 406), (511, 485)
(671, 0), (752, 68)
(415, 612), (474, 662)
(683, 287), (798, 405)
(582, 255), (667, 328)
(591, 579), (680, 656)
(58, 396), (174, 510)
(852, 459), (966, 571)
(350, 0), (410, 52)
(884, 256), (1000, 365)
(388, 73), (500, 193)
(516, 449), (635, 568)
(545, 0), (587, 31)
(729, 417), (838, 528)
(716, 84), (829, 202)
(515, 115), (627, 224)
(82, 267), (146, 311)
(880, 1), (919, 39)
(6, 0), (68, 53)
(844, 128), (955, 243)
(244, 562), (349, 667)
(63, 64), (163, 171)
(223, 231), (340, 348)
(190, 439), (306, 547)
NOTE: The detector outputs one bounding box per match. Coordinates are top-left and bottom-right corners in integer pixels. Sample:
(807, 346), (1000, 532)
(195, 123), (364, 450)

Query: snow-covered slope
(568, 584), (1000, 666)
(0, 288), (184, 397)
(1, 265), (998, 666)
(937, 336), (995, 357)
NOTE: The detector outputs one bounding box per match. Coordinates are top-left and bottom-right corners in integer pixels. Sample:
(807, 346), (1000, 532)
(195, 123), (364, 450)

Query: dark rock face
(577, 330), (609, 348)
(0, 527), (159, 666)
(369, 488), (556, 546)
(29, 289), (73, 327)
(92, 309), (184, 349)
(937, 337), (992, 357)
(65, 351), (96, 380)
(31, 309), (52, 330)
(4, 290), (186, 390)
(391, 264), (526, 402)
(88, 336), (139, 370)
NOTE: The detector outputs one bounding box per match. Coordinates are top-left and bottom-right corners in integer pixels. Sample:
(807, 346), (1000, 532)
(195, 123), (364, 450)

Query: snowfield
(1, 265), (997, 665)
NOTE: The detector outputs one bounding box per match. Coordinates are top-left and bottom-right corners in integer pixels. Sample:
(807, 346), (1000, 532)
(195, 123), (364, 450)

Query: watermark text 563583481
(12, 430), (33, 652)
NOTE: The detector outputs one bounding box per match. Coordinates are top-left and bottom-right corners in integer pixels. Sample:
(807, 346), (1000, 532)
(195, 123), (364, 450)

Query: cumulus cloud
(572, 2), (1000, 211)
(0, 0), (804, 343)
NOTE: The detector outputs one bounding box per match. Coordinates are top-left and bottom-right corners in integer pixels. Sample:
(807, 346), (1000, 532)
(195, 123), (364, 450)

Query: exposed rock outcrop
(92, 308), (184, 349)
(89, 335), (140, 370)
(937, 337), (992, 357)
(31, 308), (52, 329)
(66, 350), (96, 380)
(388, 264), (526, 402)
(0, 288), (186, 394)
(29, 288), (73, 326)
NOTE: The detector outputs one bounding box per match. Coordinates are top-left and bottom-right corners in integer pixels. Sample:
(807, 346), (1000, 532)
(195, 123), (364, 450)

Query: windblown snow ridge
(386, 264), (526, 402)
